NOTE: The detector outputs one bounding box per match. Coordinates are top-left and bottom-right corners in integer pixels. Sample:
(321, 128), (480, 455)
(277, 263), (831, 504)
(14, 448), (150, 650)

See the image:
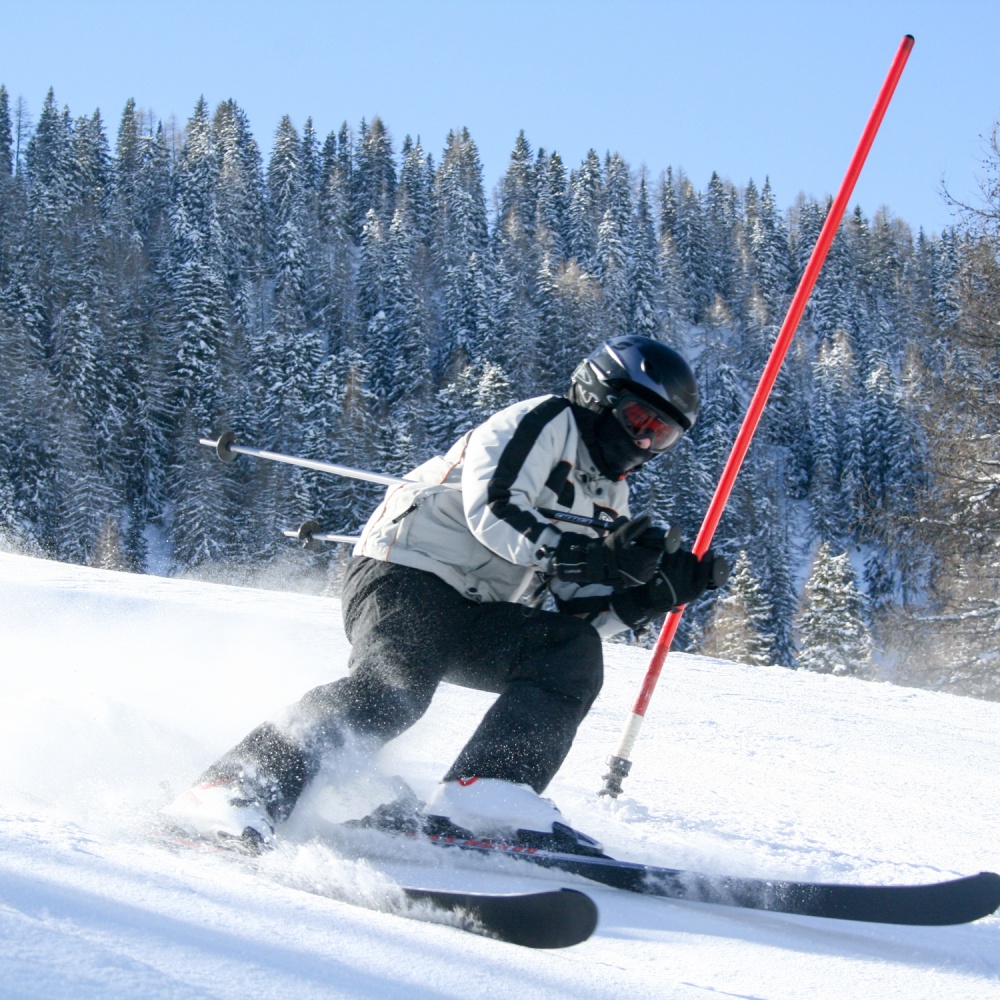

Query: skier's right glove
(612, 547), (730, 628)
(551, 514), (661, 590)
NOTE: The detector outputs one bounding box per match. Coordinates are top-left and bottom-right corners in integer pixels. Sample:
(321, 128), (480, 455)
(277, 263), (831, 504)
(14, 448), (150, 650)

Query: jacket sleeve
(460, 397), (570, 568)
(550, 578), (634, 639)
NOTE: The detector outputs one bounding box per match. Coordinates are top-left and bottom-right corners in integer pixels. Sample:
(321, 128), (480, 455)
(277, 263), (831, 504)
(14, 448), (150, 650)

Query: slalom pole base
(598, 754), (632, 798)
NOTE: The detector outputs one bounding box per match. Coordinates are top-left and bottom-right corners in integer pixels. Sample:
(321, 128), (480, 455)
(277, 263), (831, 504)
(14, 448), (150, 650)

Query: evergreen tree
(567, 149), (603, 273)
(110, 98), (144, 236)
(703, 171), (740, 311)
(808, 331), (858, 545)
(214, 99), (266, 332)
(26, 89), (74, 231)
(135, 121), (172, 245)
(432, 128), (489, 374)
(750, 177), (794, 315)
(671, 172), (710, 321)
(796, 542), (873, 676)
(701, 551), (774, 666)
(496, 131), (536, 245)
(656, 176), (690, 337)
(398, 134), (433, 249)
(535, 148), (569, 259)
(351, 116), (396, 237)
(493, 132), (541, 390)
(0, 85), (13, 177)
(630, 177), (659, 337)
(429, 360), (513, 451)
(317, 127), (356, 352)
(594, 154), (632, 338)
(164, 97), (234, 566)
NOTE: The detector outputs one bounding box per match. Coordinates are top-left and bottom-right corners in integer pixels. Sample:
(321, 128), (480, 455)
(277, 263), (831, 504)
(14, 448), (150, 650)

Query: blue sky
(2, 0), (998, 235)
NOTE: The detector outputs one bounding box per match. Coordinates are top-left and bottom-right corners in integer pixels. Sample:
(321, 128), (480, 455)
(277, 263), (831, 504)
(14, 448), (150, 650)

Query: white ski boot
(160, 777), (276, 852)
(425, 777), (604, 855)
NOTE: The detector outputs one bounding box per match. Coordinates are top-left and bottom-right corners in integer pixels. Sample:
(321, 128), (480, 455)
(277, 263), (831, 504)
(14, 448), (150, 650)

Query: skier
(162, 335), (726, 852)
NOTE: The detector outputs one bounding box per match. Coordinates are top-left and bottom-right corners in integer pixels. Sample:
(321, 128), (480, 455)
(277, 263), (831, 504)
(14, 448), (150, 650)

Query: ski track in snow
(1, 550), (999, 999)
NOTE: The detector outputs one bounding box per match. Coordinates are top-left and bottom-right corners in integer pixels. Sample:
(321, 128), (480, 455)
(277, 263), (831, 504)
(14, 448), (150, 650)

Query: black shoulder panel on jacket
(545, 460), (574, 508)
(486, 396), (572, 543)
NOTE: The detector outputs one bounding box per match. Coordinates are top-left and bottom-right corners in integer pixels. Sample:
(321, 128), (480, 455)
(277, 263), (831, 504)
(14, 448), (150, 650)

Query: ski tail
(416, 834), (1000, 926)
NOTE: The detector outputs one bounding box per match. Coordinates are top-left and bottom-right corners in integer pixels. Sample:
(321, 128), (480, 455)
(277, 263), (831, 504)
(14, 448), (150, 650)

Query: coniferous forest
(2, 87), (1000, 699)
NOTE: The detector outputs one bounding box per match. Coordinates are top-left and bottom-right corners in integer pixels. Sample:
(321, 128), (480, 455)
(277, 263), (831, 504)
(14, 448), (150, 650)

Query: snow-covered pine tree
(317, 127), (356, 354)
(0, 86), (11, 178)
(350, 116), (396, 238)
(164, 97), (235, 567)
(429, 360), (513, 451)
(534, 148), (569, 260)
(595, 153), (632, 340)
(671, 171), (711, 323)
(796, 541), (873, 676)
(751, 178), (794, 316)
(567, 149), (603, 275)
(703, 171), (741, 315)
(701, 550), (774, 666)
(629, 177), (659, 338)
(655, 175), (687, 338)
(493, 132), (542, 393)
(432, 128), (489, 377)
(214, 99), (266, 336)
(808, 331), (858, 546)
(135, 121), (172, 247)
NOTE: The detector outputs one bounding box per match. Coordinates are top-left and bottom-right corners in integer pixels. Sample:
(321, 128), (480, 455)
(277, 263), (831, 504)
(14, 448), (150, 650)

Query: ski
(399, 886), (597, 948)
(151, 827), (597, 948)
(374, 829), (1000, 926)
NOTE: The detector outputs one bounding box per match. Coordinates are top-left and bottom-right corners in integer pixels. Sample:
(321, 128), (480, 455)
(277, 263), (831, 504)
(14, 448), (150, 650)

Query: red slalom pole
(600, 34), (915, 797)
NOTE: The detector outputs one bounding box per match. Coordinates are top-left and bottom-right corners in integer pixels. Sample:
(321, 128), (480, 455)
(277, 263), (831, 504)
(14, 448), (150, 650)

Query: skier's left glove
(551, 514), (661, 589)
(612, 548), (730, 628)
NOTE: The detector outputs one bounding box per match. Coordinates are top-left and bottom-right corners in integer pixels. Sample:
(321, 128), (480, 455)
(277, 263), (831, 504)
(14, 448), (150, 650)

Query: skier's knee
(537, 621), (604, 709)
(299, 673), (433, 743)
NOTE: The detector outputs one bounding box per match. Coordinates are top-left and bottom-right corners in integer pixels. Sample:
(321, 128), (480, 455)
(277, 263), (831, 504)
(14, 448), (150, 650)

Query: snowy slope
(1, 550), (999, 999)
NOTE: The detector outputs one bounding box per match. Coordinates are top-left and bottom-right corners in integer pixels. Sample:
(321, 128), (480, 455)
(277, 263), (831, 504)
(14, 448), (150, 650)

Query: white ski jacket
(354, 395), (633, 637)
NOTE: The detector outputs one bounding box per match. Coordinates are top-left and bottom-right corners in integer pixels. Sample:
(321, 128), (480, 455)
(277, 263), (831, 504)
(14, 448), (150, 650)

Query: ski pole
(599, 34), (916, 799)
(200, 430), (413, 489)
(538, 509), (682, 552)
(283, 520), (361, 547)
(202, 433), (679, 545)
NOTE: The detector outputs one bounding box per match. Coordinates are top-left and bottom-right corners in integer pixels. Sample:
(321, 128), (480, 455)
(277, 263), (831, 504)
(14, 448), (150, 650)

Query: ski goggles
(611, 393), (687, 452)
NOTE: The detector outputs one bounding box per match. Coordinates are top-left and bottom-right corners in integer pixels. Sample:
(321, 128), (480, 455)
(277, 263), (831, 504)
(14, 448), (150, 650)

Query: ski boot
(424, 778), (606, 857)
(159, 771), (278, 853)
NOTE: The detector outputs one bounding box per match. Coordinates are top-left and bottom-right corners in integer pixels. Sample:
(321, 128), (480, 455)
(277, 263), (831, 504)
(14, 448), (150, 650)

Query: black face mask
(571, 404), (654, 479)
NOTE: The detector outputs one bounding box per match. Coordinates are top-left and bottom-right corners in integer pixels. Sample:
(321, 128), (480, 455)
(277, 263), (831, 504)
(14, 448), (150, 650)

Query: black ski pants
(207, 557), (604, 814)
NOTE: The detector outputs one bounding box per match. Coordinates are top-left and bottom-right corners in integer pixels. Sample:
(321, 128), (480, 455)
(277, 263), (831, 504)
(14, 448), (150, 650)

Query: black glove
(552, 514), (661, 589)
(612, 547), (730, 628)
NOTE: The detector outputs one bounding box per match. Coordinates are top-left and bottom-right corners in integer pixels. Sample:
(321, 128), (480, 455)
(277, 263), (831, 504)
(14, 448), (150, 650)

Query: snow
(1, 550), (998, 999)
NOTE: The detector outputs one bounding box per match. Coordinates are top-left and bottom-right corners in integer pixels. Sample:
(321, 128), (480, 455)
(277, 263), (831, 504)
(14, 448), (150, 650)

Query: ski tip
(493, 888), (599, 949)
(404, 887), (598, 948)
(975, 871), (1000, 915)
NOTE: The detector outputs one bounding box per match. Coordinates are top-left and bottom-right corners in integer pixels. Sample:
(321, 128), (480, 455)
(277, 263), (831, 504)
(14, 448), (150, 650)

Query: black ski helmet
(571, 335), (699, 435)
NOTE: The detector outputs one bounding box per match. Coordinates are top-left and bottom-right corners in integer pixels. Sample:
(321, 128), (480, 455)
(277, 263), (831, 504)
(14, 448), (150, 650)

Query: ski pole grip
(710, 554), (731, 589)
(637, 523), (682, 554)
